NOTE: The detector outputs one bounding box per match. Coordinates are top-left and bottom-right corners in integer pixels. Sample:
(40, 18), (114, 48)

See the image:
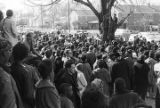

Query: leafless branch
(117, 10), (133, 27)
(27, 0), (61, 7)
(74, 0), (100, 18)
(108, 0), (117, 9)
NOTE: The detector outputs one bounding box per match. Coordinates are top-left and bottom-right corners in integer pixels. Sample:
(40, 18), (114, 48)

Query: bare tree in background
(27, 0), (134, 41)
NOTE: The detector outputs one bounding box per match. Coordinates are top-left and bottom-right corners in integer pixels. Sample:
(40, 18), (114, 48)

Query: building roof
(71, 9), (95, 16)
(116, 5), (160, 13)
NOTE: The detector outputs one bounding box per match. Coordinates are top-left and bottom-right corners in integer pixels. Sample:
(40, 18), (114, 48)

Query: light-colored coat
(0, 17), (18, 46)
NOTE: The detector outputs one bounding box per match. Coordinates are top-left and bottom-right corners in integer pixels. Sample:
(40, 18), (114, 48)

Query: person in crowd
(145, 51), (157, 98)
(0, 10), (4, 38)
(81, 87), (107, 108)
(93, 54), (102, 69)
(0, 10), (18, 46)
(54, 50), (64, 76)
(43, 49), (52, 60)
(133, 55), (150, 100)
(58, 59), (81, 108)
(11, 42), (39, 108)
(75, 63), (88, 96)
(109, 78), (148, 108)
(110, 52), (131, 92)
(0, 38), (23, 108)
(36, 59), (61, 108)
(78, 54), (92, 84)
(125, 49), (135, 90)
(0, 10), (3, 22)
(59, 83), (74, 108)
(62, 49), (73, 63)
(154, 51), (160, 108)
(85, 45), (96, 69)
(91, 60), (111, 96)
(23, 32), (41, 58)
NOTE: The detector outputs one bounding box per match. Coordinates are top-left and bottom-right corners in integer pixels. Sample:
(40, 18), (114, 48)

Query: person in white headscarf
(75, 63), (87, 97)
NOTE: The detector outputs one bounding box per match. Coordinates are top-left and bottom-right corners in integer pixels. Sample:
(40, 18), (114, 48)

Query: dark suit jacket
(60, 71), (81, 108)
(11, 63), (39, 108)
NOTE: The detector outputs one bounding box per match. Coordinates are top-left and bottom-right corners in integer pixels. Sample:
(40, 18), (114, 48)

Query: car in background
(128, 34), (139, 42)
(129, 32), (160, 42)
(115, 29), (131, 41)
(138, 32), (160, 42)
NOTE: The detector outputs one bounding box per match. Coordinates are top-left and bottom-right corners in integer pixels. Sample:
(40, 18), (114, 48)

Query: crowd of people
(0, 9), (159, 108)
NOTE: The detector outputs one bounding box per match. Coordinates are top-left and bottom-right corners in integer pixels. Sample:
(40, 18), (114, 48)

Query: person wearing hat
(0, 38), (23, 108)
(133, 54), (150, 100)
(110, 52), (131, 94)
(55, 59), (81, 108)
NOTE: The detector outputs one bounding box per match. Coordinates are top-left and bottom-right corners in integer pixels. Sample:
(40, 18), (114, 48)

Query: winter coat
(35, 80), (61, 108)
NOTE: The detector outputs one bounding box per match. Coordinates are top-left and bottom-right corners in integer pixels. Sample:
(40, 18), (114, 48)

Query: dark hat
(64, 59), (74, 68)
(114, 52), (120, 58)
(138, 54), (145, 61)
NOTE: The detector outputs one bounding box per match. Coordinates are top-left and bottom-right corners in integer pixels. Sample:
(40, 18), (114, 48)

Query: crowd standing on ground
(0, 9), (159, 108)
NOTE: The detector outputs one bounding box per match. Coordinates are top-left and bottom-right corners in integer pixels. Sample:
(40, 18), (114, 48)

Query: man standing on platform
(0, 10), (18, 46)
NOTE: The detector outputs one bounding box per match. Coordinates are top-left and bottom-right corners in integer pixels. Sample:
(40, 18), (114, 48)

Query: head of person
(0, 38), (12, 64)
(6, 9), (13, 18)
(143, 50), (149, 59)
(12, 42), (29, 63)
(81, 88), (106, 108)
(89, 45), (94, 52)
(91, 78), (104, 93)
(155, 51), (160, 62)
(64, 59), (75, 74)
(81, 54), (87, 63)
(81, 47), (86, 53)
(97, 60), (107, 69)
(25, 32), (34, 44)
(45, 49), (52, 59)
(59, 83), (73, 98)
(75, 63), (83, 73)
(114, 52), (121, 61)
(64, 49), (73, 57)
(114, 14), (117, 18)
(149, 50), (155, 59)
(38, 59), (53, 79)
(126, 49), (132, 57)
(0, 10), (3, 22)
(114, 77), (127, 94)
(137, 54), (145, 62)
(96, 54), (102, 60)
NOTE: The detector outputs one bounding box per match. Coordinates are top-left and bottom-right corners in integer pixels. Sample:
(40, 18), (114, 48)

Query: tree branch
(74, 0), (100, 18)
(108, 0), (117, 9)
(27, 0), (61, 7)
(117, 11), (133, 27)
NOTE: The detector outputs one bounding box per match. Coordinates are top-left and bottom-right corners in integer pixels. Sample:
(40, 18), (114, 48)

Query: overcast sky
(1, 0), (160, 11)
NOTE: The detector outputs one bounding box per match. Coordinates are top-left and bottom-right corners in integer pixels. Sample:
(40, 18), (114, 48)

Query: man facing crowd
(0, 10), (18, 46)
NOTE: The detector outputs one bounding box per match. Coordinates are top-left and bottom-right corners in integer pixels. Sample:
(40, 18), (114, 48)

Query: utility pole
(41, 4), (43, 30)
(68, 0), (70, 33)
